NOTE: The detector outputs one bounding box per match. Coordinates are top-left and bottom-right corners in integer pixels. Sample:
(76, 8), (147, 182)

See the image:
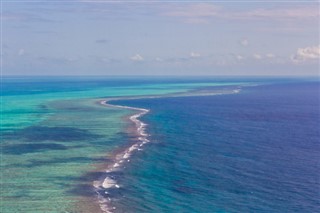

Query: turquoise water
(1, 76), (249, 212)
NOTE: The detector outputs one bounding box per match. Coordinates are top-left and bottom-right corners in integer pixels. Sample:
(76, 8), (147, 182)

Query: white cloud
(98, 57), (119, 64)
(163, 5), (319, 24)
(36, 56), (79, 64)
(266, 53), (275, 58)
(65, 57), (79, 62)
(130, 54), (144, 61)
(184, 18), (209, 24)
(291, 45), (320, 63)
(164, 3), (220, 18)
(253, 54), (262, 60)
(240, 39), (248, 47)
(163, 3), (220, 23)
(236, 55), (244, 60)
(190, 52), (201, 58)
(155, 57), (163, 62)
(18, 49), (25, 56)
(239, 7), (320, 19)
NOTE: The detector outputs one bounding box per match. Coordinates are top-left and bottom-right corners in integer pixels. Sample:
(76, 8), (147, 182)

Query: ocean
(1, 77), (319, 212)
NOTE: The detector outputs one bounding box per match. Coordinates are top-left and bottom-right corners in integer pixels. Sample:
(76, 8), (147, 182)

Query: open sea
(1, 77), (319, 213)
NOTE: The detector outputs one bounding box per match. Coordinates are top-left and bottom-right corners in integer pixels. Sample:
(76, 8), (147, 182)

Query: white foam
(233, 89), (240, 93)
(102, 177), (117, 189)
(93, 180), (101, 189)
(97, 99), (152, 212)
(123, 153), (130, 159)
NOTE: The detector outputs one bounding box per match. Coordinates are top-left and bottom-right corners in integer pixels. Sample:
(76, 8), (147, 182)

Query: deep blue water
(114, 81), (320, 212)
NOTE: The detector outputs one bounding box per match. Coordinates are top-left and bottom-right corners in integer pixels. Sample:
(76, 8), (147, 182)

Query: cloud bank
(291, 45), (320, 63)
(130, 54), (144, 61)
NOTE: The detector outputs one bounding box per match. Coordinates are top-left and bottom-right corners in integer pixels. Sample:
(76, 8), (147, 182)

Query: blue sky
(2, 1), (319, 76)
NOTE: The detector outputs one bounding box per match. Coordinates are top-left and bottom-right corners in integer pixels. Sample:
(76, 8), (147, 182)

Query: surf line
(93, 88), (243, 212)
(93, 99), (150, 213)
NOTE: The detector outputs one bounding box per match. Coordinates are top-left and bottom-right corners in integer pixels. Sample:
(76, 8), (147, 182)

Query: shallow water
(1, 76), (250, 212)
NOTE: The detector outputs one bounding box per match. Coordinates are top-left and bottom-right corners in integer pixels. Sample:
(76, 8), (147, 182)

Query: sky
(2, 0), (320, 76)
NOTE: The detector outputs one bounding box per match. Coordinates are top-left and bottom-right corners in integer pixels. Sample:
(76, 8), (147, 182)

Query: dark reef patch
(2, 143), (68, 155)
(5, 126), (101, 142)
(4, 156), (109, 168)
(28, 156), (108, 167)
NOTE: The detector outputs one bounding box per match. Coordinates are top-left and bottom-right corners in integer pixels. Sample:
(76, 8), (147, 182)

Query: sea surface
(1, 77), (319, 213)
